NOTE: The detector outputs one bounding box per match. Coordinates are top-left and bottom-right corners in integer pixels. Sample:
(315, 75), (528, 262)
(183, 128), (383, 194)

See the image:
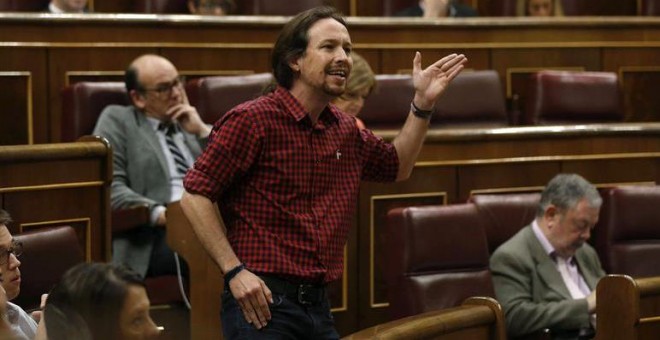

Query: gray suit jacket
(490, 225), (606, 338)
(92, 105), (205, 277)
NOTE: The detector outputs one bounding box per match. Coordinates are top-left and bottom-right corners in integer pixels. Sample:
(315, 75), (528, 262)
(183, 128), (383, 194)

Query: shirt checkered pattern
(184, 87), (399, 283)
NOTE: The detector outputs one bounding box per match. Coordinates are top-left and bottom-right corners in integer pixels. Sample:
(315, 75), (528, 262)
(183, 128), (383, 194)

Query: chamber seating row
(60, 69), (625, 143)
(384, 185), (660, 337)
(3, 0), (659, 16)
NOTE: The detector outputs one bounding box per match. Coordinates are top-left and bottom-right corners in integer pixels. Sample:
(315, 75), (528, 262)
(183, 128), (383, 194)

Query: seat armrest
(112, 204), (150, 233)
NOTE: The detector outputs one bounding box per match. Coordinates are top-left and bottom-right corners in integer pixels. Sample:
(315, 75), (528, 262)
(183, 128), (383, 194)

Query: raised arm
(392, 52), (467, 181)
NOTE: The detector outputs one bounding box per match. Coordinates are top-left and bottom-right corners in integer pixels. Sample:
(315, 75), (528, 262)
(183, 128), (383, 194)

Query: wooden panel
(0, 48), (47, 143)
(0, 140), (112, 262)
(161, 48), (271, 74)
(491, 48), (600, 99)
(379, 49), (490, 74)
(620, 68), (660, 122)
(0, 73), (31, 145)
(562, 157), (658, 184)
(357, 166), (456, 330)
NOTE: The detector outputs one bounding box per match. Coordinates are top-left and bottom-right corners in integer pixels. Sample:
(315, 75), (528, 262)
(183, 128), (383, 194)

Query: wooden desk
(164, 123), (660, 336)
(596, 275), (660, 339)
(1, 14), (660, 144)
(0, 136), (112, 261)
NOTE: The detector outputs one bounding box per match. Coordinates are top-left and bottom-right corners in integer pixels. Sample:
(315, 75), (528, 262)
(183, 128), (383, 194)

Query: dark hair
(271, 6), (346, 90)
(537, 173), (602, 217)
(44, 263), (146, 340)
(0, 209), (11, 226)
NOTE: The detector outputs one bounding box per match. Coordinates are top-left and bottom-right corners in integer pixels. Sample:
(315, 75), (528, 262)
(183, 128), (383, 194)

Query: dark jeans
(221, 289), (340, 340)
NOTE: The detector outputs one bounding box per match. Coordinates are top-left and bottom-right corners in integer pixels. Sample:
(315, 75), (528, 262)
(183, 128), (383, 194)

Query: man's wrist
(223, 263), (246, 286)
(410, 101), (434, 120)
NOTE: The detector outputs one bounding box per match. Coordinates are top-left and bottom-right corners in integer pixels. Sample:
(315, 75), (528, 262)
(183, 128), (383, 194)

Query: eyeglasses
(140, 76), (184, 99)
(0, 240), (22, 266)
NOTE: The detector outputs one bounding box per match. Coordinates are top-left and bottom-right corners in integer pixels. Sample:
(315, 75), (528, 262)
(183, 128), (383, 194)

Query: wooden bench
(342, 297), (506, 340)
(596, 275), (660, 339)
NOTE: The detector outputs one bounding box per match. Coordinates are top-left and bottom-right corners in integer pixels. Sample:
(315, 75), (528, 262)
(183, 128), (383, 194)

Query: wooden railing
(596, 275), (660, 340)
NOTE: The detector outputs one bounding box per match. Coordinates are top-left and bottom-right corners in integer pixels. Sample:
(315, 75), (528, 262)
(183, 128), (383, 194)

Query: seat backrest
(13, 226), (85, 311)
(385, 204), (494, 320)
(434, 70), (509, 128)
(185, 73), (273, 124)
(593, 186), (660, 277)
(61, 81), (129, 142)
(360, 71), (509, 130)
(487, 0), (517, 16)
(641, 0), (660, 15)
(0, 0), (48, 11)
(359, 74), (412, 130)
(522, 70), (623, 125)
(382, 0), (418, 16)
(237, 0), (328, 15)
(469, 193), (541, 254)
(133, 0), (188, 13)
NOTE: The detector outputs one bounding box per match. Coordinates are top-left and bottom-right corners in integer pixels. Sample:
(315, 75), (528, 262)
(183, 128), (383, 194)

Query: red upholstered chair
(434, 70), (509, 128)
(359, 74), (412, 130)
(468, 193), (541, 254)
(185, 73), (273, 124)
(640, 0), (660, 15)
(133, 0), (188, 13)
(382, 0), (418, 16)
(522, 70), (623, 126)
(13, 226), (84, 311)
(61, 81), (188, 338)
(486, 0), (517, 16)
(237, 0), (329, 15)
(61, 82), (129, 142)
(385, 204), (495, 320)
(593, 186), (660, 278)
(0, 0), (49, 11)
(360, 71), (509, 130)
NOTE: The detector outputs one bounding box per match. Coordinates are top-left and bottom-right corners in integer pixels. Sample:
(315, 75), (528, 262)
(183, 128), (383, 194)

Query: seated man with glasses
(93, 54), (211, 279)
(0, 209), (39, 340)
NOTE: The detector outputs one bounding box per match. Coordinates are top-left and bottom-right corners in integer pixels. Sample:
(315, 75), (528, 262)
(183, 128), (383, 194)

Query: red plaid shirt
(184, 87), (398, 283)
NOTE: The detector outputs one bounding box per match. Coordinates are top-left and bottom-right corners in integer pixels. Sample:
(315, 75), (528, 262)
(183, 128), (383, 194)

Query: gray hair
(536, 173), (602, 217)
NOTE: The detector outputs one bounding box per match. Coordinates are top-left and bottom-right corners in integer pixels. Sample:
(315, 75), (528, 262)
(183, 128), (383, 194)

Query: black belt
(259, 275), (326, 306)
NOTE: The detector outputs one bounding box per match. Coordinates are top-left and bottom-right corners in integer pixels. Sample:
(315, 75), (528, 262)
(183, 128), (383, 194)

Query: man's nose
(8, 253), (20, 268)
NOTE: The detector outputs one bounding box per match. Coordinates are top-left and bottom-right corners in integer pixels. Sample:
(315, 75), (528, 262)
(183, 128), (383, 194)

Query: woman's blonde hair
(346, 52), (376, 96)
(516, 0), (563, 17)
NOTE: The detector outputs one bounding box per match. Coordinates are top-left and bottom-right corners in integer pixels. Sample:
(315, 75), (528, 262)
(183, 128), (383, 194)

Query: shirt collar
(532, 220), (575, 263)
(146, 117), (162, 131)
(275, 86), (340, 126)
(49, 3), (65, 13)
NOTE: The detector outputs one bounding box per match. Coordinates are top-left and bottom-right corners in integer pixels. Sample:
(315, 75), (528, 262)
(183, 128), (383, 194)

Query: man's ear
(288, 56), (301, 73)
(130, 90), (146, 110)
(544, 205), (558, 228)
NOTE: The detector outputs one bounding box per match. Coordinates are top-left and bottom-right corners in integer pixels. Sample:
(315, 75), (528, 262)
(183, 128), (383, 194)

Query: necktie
(160, 123), (189, 176)
(556, 256), (587, 300)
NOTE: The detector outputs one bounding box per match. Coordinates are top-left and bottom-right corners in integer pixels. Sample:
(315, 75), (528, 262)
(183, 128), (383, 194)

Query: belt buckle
(297, 284), (313, 305)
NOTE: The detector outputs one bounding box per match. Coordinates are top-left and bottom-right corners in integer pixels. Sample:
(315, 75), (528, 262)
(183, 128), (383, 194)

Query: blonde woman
(332, 53), (376, 129)
(516, 0), (563, 17)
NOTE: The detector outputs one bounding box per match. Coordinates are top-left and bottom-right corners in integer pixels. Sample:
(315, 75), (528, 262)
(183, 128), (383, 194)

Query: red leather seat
(468, 193), (541, 254)
(360, 71), (509, 130)
(13, 226), (84, 311)
(0, 0), (48, 11)
(237, 0), (327, 15)
(522, 70), (623, 125)
(640, 0), (660, 15)
(385, 204), (494, 320)
(61, 82), (129, 142)
(185, 73), (273, 124)
(593, 186), (660, 278)
(133, 0), (188, 13)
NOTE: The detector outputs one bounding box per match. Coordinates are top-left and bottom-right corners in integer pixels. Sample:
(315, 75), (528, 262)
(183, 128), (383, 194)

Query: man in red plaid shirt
(181, 6), (467, 339)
